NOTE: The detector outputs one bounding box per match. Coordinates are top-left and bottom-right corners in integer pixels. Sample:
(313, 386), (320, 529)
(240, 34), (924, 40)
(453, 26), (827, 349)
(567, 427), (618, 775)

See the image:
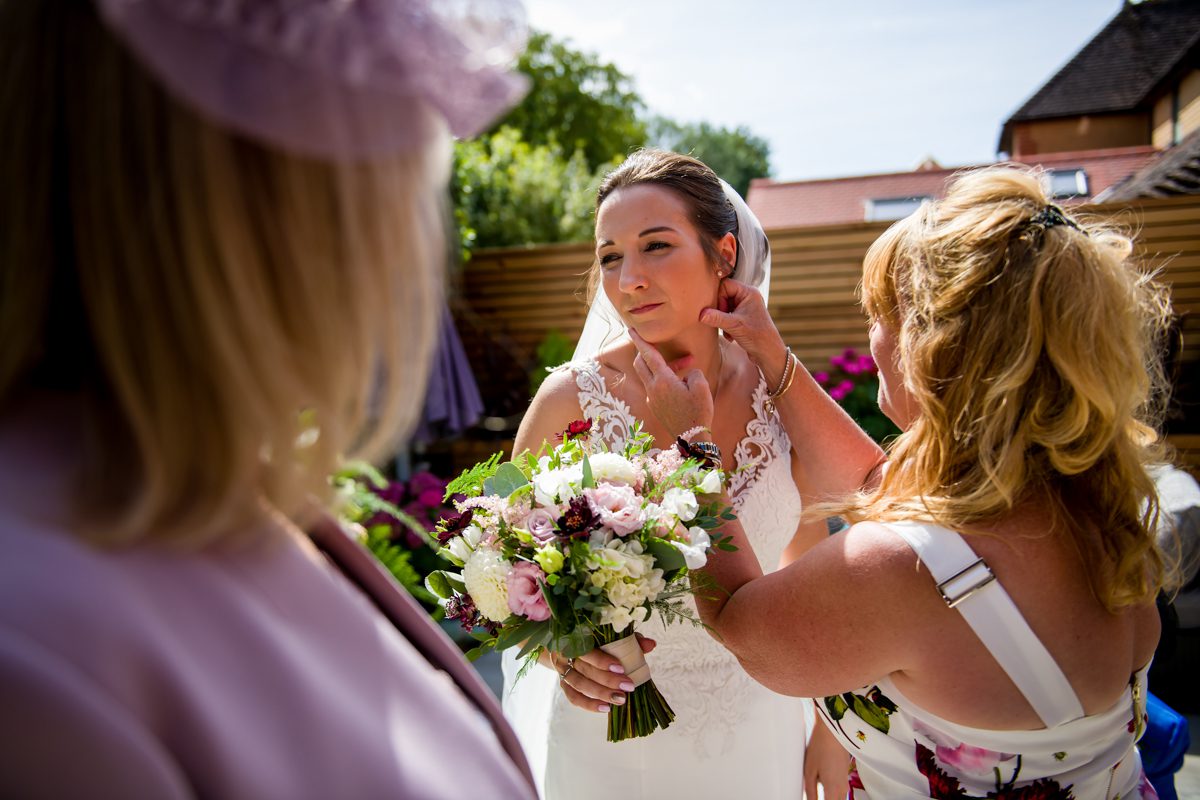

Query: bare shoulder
(513, 365), (585, 457)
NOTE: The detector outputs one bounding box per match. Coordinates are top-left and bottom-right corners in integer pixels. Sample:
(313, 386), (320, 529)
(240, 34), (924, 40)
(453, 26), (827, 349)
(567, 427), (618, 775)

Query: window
(864, 196), (931, 222)
(1045, 168), (1089, 199)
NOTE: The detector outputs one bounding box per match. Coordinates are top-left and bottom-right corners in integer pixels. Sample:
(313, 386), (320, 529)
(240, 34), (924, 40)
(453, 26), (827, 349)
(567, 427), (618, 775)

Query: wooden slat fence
(451, 195), (1200, 473)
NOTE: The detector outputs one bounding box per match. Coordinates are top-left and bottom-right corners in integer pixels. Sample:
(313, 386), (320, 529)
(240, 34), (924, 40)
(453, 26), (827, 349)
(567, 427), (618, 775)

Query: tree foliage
(499, 32), (647, 172)
(452, 126), (613, 251)
(451, 32), (773, 253)
(648, 117), (772, 197)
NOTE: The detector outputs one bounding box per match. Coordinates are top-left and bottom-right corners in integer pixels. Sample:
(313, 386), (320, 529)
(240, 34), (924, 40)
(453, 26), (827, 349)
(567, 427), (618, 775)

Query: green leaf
(581, 454), (595, 489)
(464, 645), (490, 662)
(560, 627), (595, 659)
(824, 694), (849, 721)
(849, 693), (891, 734)
(490, 462), (530, 498)
(424, 570), (465, 600)
(445, 452), (504, 500)
(645, 538), (686, 574)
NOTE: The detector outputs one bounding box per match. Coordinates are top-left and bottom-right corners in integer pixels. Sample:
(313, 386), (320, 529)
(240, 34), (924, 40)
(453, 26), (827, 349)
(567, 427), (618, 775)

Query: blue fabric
(1140, 691), (1190, 800)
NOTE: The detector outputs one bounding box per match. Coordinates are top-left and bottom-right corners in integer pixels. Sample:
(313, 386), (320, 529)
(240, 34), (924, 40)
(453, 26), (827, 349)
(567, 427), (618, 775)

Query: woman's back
(870, 503), (1158, 731)
(818, 517), (1158, 800)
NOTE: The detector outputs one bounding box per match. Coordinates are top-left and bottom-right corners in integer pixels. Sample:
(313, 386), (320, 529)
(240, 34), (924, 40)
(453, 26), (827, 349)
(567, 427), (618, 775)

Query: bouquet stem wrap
(594, 625), (674, 742)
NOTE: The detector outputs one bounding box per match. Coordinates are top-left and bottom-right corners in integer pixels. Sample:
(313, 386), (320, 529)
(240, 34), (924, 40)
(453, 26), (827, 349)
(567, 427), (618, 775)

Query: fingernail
(619, 681), (635, 692)
(598, 704), (611, 712)
(611, 693), (626, 704)
(608, 664), (625, 674)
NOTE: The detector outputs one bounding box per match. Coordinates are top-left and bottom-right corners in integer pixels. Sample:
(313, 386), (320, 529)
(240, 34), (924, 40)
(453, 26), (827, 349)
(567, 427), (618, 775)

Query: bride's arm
(701, 279), (885, 500)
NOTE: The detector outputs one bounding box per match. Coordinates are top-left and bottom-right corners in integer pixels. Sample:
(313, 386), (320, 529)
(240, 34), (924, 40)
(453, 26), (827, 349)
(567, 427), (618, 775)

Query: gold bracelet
(764, 351), (798, 415)
(768, 346), (792, 397)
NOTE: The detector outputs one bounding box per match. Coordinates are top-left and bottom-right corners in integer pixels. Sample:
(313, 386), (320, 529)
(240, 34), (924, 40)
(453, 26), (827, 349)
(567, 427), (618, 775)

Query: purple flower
(844, 361), (862, 375)
(830, 355), (847, 369)
(416, 488), (443, 508)
(813, 371), (830, 385)
(556, 495), (599, 539)
(829, 380), (855, 401)
(408, 471), (446, 496)
(842, 347), (859, 359)
(444, 593), (481, 632)
(857, 355), (877, 373)
(525, 508), (558, 542)
(437, 508), (474, 545)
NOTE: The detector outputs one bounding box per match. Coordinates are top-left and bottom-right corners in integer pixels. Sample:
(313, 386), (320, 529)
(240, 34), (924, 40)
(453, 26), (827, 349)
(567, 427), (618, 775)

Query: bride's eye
(599, 252), (621, 268)
(645, 241), (670, 253)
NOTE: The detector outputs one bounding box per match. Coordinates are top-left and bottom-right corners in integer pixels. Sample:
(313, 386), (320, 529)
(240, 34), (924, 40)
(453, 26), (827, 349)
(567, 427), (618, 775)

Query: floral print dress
(819, 521), (1157, 800)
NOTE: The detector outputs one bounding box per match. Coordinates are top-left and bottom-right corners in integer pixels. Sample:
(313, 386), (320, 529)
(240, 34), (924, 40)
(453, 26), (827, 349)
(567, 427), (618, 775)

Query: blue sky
(525, 1), (1121, 182)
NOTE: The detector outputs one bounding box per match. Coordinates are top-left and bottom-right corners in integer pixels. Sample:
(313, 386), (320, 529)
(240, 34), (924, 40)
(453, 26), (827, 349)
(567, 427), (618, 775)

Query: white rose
(697, 469), (723, 495)
(533, 464), (582, 506)
(587, 452), (639, 485)
(462, 524), (484, 548)
(661, 488), (699, 522)
(462, 548), (513, 622)
(444, 536), (472, 566)
(671, 526), (712, 569)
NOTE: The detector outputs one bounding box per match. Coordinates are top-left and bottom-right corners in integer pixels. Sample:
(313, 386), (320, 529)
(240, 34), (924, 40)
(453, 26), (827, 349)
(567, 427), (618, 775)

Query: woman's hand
(629, 329), (714, 435)
(699, 278), (789, 385)
(804, 718), (851, 799)
(539, 636), (657, 713)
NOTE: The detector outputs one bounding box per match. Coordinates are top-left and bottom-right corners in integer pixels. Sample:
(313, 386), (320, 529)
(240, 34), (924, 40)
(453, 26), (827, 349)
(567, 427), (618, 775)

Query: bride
(501, 149), (883, 798)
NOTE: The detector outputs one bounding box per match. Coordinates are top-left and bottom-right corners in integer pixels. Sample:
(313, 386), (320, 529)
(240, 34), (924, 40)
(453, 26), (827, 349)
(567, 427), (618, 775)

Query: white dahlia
(462, 548), (513, 622)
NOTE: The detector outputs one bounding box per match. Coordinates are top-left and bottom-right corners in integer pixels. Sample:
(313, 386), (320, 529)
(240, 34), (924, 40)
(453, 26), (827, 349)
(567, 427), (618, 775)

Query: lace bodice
(568, 359), (804, 756)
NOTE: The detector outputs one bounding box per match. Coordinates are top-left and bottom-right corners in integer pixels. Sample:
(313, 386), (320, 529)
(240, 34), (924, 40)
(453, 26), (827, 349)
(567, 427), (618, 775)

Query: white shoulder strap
(884, 521), (1085, 728)
(568, 360), (636, 450)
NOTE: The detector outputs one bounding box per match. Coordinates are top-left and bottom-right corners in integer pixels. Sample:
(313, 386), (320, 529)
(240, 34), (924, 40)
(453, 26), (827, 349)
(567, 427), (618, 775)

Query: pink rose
(525, 508), (558, 542)
(585, 484), (645, 536)
(507, 561), (551, 621)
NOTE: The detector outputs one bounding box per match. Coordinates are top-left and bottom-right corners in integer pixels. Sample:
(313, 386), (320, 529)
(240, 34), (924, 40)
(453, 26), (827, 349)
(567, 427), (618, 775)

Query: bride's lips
(627, 302), (663, 315)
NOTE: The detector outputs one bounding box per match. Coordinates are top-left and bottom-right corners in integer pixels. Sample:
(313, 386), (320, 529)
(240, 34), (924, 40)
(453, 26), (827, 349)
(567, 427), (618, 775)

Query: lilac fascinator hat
(93, 0), (530, 160)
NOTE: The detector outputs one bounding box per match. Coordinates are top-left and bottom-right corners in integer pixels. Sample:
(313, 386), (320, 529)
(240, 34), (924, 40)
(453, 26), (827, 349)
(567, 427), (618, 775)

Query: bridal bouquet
(425, 419), (736, 742)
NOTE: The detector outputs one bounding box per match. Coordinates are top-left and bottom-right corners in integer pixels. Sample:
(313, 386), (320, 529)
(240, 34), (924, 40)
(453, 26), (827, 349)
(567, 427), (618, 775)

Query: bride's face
(595, 184), (731, 344)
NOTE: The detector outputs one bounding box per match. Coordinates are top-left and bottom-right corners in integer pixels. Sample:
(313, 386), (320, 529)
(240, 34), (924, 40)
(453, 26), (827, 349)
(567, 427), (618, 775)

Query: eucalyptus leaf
(491, 462), (531, 497)
(646, 538), (686, 574)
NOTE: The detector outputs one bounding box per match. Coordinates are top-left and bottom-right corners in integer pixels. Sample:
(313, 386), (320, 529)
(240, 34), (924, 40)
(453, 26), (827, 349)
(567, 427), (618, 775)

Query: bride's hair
(0, 1), (447, 548)
(847, 165), (1173, 610)
(586, 149), (746, 307)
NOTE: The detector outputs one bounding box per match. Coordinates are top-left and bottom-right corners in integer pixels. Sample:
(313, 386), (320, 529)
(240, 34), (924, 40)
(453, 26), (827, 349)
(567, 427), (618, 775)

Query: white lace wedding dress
(502, 360), (810, 799)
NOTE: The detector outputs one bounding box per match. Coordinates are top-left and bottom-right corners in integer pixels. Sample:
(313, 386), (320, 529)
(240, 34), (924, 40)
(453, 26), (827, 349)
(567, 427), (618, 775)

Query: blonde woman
(0, 1), (535, 796)
(635, 166), (1171, 799)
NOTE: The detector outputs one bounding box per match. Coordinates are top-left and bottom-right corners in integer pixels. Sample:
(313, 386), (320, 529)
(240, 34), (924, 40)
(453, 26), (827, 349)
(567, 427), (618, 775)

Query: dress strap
(883, 521), (1085, 728)
(563, 360), (637, 450)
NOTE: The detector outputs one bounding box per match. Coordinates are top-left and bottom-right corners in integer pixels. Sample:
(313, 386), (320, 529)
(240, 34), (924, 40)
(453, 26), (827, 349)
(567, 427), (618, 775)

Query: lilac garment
(0, 399), (533, 799)
(412, 304), (485, 444)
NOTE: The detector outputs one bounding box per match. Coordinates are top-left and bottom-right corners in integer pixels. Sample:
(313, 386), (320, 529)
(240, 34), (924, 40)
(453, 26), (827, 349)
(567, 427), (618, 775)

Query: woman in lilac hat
(0, 1), (534, 797)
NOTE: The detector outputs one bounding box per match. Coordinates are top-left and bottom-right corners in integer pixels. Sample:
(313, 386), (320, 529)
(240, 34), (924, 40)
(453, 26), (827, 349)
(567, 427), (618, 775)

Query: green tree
(498, 31), (647, 171)
(648, 117), (772, 197)
(453, 126), (613, 251)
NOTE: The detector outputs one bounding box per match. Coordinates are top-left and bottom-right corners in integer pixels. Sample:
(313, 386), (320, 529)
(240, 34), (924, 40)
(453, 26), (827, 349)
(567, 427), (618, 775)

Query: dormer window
(864, 196), (931, 222)
(1045, 168), (1089, 198)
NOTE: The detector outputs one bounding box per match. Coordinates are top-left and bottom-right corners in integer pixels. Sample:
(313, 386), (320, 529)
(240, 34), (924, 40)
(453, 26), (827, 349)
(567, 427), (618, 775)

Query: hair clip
(1025, 204), (1085, 235)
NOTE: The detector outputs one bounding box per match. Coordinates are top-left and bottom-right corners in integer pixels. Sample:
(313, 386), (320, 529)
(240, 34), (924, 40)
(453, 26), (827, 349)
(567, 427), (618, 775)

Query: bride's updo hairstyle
(852, 166), (1173, 611)
(587, 149), (750, 304)
(0, 1), (447, 548)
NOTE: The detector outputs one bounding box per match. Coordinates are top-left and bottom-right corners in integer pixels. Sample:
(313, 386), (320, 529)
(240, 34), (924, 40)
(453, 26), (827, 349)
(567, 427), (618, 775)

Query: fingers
(635, 633), (657, 653)
(698, 306), (739, 331)
(558, 650), (637, 713)
(628, 329), (671, 378)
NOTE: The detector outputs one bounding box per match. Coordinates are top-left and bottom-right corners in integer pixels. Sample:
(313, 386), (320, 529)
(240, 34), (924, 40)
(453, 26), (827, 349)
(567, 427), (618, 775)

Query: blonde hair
(851, 166), (1172, 611)
(0, 1), (448, 548)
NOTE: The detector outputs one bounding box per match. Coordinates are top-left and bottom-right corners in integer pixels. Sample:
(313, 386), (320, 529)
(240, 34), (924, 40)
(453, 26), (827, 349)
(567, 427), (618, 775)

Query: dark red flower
(559, 418), (593, 442)
(444, 593), (480, 632)
(556, 495), (599, 538)
(916, 743), (969, 799)
(987, 779), (1074, 800)
(436, 508), (474, 545)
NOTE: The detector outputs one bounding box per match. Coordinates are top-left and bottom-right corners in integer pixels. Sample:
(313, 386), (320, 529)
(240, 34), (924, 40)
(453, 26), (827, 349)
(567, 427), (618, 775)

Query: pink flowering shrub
(812, 348), (900, 443)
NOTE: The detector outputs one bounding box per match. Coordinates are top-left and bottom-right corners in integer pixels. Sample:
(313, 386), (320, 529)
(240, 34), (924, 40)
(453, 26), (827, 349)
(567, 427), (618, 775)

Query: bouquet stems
(593, 624), (675, 742)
